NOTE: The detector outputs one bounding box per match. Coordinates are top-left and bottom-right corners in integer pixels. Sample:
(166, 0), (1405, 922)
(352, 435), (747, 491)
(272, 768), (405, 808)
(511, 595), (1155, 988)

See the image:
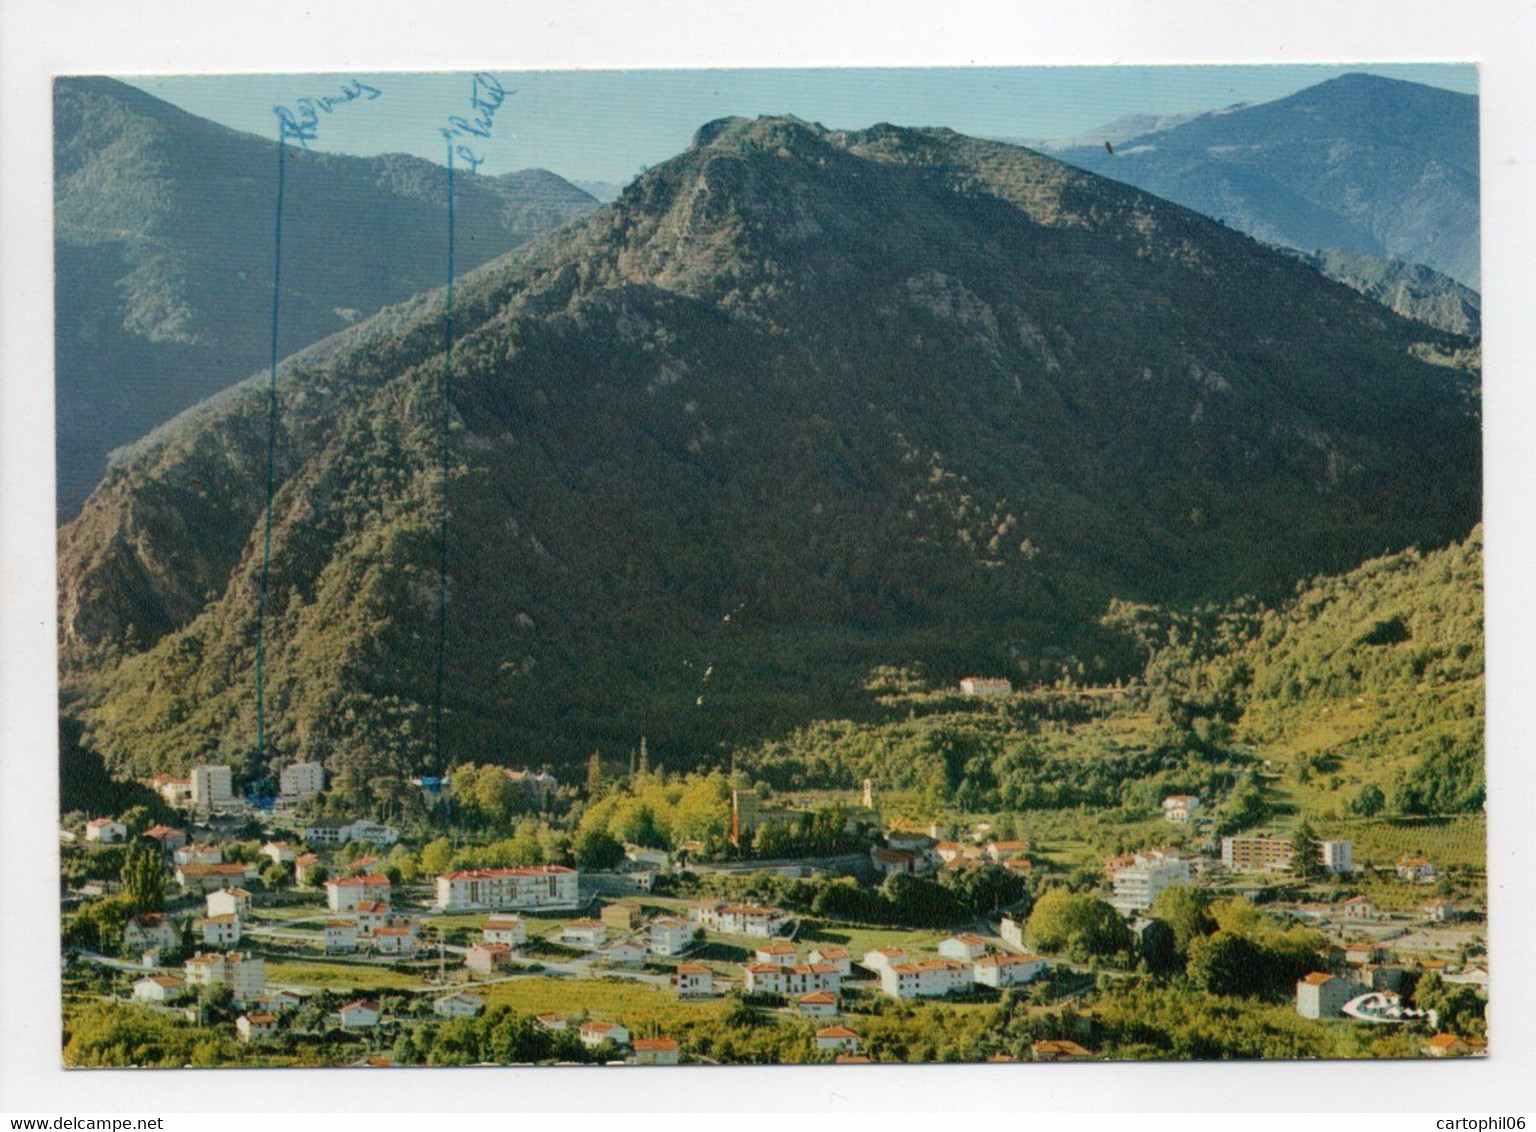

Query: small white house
(815, 1026), (859, 1052)
(324, 920), (359, 955)
(753, 942), (799, 967)
(560, 919), (607, 948)
(973, 953), (1049, 988)
(483, 917), (527, 947)
(807, 948), (852, 976)
(674, 963), (714, 998)
(862, 948), (908, 973)
(85, 818), (127, 843)
(579, 1020), (630, 1049)
(798, 991), (840, 1017)
(937, 934), (990, 962)
(123, 914), (181, 954)
(206, 887), (253, 918)
(1396, 858), (1438, 884)
(433, 992), (484, 1019)
(603, 940), (647, 968)
(337, 999), (381, 1029)
(1161, 795), (1201, 824)
(200, 914), (242, 947)
(236, 1012), (279, 1042)
(648, 917), (692, 956)
(133, 975), (187, 1003)
(371, 925), (417, 956)
(631, 1037), (680, 1066)
(535, 1013), (568, 1032)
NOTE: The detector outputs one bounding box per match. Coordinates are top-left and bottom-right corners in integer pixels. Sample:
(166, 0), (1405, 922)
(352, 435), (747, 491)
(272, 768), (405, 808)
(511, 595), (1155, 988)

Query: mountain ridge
(54, 76), (600, 518)
(58, 115), (1481, 788)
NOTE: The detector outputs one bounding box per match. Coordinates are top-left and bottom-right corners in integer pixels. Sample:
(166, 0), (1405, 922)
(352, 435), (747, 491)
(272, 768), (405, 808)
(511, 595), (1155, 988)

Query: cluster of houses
(869, 831), (1034, 879)
(863, 939), (1049, 999)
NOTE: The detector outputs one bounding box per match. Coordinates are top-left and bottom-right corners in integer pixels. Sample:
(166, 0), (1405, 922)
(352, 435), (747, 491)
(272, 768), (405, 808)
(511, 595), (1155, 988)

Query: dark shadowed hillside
(1055, 74), (1479, 288)
(54, 76), (598, 517)
(57, 116), (1480, 790)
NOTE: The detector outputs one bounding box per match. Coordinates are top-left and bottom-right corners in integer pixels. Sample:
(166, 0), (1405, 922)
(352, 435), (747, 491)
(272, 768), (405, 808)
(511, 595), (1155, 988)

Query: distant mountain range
(1053, 73), (1480, 289)
(54, 77), (599, 518)
(58, 114), (1481, 787)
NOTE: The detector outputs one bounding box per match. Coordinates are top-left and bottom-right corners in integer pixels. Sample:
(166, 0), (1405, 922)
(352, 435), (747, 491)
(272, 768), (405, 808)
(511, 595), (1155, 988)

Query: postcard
(52, 63), (1486, 1072)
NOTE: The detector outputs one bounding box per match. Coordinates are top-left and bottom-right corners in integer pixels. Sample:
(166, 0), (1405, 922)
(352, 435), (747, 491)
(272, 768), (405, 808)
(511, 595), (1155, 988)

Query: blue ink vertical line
(433, 143), (455, 769)
(255, 133), (288, 763)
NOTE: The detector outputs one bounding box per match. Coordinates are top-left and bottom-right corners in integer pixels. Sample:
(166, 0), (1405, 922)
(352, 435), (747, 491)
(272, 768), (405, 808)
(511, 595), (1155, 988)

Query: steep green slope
(54, 77), (598, 517)
(58, 116), (1480, 789)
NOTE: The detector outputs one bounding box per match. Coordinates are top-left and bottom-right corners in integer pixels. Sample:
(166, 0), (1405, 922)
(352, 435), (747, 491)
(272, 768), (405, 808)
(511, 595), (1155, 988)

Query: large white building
(1320, 840), (1354, 874)
(880, 958), (975, 999)
(279, 761), (325, 799)
(434, 865), (580, 912)
(189, 765), (234, 809)
(1109, 853), (1192, 914)
(648, 917), (693, 956)
(303, 818), (399, 847)
(184, 952), (264, 1004)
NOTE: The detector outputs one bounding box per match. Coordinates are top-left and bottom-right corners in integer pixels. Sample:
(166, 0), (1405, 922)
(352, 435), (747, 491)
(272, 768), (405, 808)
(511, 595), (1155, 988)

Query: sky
(121, 64), (1477, 187)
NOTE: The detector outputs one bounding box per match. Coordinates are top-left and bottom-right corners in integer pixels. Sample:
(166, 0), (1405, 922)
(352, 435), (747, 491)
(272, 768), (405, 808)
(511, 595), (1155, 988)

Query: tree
(1350, 783), (1386, 817)
(573, 828), (624, 871)
(419, 838), (455, 877)
(1148, 886), (1215, 954)
(585, 752), (605, 797)
(261, 862), (291, 890)
(1289, 823), (1328, 881)
(119, 840), (164, 914)
(1186, 931), (1265, 995)
(1023, 888), (1128, 962)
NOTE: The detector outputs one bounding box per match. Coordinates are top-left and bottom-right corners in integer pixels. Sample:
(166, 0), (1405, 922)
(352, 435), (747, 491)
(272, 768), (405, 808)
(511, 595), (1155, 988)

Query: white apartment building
(880, 958), (975, 999)
(189, 765), (234, 809)
(434, 865), (580, 911)
(279, 761), (325, 799)
(1109, 853), (1192, 914)
(1320, 840), (1354, 874)
(184, 952), (264, 1004)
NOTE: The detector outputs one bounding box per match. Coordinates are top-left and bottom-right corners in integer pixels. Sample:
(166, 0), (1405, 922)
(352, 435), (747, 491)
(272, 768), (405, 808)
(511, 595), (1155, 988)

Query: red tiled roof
(329, 873), (390, 887)
(632, 1038), (678, 1051)
(438, 865), (575, 880)
(817, 1027), (857, 1039)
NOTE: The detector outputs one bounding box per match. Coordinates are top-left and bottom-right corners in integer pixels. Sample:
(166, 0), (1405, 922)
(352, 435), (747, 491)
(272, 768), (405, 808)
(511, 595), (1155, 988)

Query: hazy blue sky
(122, 64), (1477, 186)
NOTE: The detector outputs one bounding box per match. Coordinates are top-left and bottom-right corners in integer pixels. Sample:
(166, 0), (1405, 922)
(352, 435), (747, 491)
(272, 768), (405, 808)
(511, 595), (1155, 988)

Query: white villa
(483, 917), (527, 947)
(207, 887), (252, 918)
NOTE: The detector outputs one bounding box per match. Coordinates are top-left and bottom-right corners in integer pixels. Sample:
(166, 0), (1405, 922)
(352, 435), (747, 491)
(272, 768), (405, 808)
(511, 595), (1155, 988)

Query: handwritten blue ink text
(274, 78), (383, 147)
(439, 73), (510, 173)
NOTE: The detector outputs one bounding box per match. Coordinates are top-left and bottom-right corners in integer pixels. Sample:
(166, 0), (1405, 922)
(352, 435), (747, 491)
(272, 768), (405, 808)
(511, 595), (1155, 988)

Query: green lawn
(262, 959), (426, 992)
